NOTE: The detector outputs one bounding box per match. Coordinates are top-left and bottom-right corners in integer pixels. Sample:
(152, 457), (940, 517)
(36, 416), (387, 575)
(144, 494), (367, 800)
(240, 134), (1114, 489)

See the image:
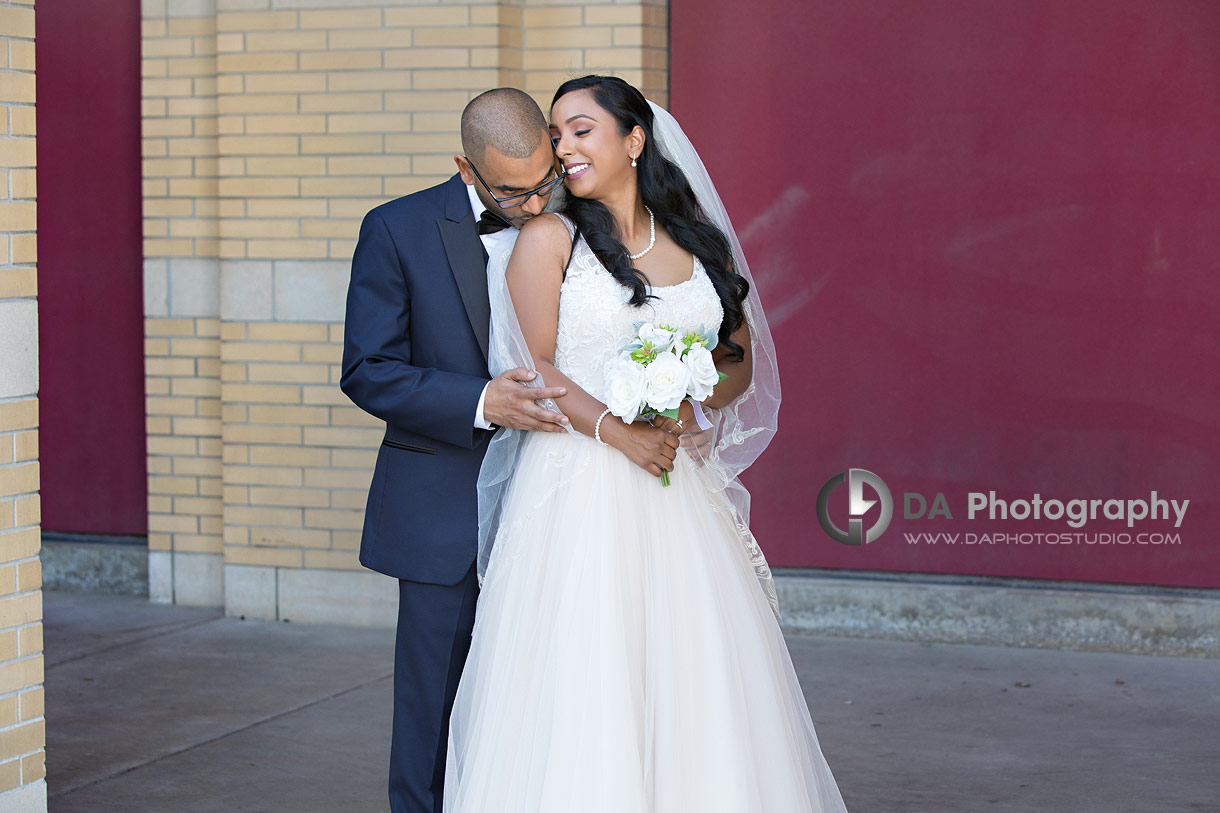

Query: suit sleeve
(340, 208), (491, 450)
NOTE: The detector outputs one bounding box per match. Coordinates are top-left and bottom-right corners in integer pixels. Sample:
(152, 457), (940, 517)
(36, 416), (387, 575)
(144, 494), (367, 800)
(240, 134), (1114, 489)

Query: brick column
(0, 0), (46, 809)
(141, 0), (670, 624)
(142, 0), (224, 605)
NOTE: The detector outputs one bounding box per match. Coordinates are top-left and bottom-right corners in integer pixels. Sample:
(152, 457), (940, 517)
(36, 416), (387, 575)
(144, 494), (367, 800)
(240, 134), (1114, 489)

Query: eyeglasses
(466, 159), (566, 209)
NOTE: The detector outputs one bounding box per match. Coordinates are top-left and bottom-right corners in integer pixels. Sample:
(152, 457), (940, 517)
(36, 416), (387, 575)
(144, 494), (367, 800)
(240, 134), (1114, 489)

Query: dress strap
(551, 211), (577, 238)
(549, 212), (580, 282)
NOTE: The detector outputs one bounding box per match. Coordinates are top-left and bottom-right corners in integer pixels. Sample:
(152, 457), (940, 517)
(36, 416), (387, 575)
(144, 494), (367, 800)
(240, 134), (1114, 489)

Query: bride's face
(550, 88), (643, 200)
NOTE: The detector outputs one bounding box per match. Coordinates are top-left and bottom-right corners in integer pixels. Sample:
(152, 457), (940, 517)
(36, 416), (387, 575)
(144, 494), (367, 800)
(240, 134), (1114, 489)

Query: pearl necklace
(627, 206), (656, 260)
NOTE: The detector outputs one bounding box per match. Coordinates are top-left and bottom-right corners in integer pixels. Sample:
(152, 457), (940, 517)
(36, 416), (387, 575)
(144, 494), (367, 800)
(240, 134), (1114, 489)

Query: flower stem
(660, 470), (671, 487)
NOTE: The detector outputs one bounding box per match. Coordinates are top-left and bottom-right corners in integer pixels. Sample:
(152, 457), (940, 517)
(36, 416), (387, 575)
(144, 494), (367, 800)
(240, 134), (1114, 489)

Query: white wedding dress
(444, 221), (849, 812)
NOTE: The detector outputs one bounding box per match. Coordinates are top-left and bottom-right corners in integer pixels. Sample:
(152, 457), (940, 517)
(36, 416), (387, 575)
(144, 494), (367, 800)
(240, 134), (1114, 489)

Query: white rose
(639, 323), (677, 353)
(683, 344), (720, 401)
(644, 351), (690, 412)
(604, 357), (647, 423)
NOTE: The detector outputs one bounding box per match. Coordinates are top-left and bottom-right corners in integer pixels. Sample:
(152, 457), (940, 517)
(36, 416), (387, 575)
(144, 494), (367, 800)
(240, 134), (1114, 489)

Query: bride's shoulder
(520, 212), (573, 240)
(508, 213), (574, 282)
(516, 213), (575, 257)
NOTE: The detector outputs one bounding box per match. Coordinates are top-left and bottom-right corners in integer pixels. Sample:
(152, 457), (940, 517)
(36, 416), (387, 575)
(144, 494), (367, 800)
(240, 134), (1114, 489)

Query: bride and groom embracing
(341, 76), (849, 813)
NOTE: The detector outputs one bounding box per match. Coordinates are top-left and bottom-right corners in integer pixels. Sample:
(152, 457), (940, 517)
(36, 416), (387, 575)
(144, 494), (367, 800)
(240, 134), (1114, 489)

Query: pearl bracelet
(594, 408), (613, 446)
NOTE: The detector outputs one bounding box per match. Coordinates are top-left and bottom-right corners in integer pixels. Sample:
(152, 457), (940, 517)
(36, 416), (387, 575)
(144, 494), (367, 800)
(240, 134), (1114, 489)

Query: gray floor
(44, 591), (1219, 812)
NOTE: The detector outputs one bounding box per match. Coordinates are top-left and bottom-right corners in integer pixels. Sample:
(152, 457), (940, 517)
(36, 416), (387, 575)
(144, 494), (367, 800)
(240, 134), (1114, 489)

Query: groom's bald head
(461, 88), (548, 162)
(456, 87), (559, 228)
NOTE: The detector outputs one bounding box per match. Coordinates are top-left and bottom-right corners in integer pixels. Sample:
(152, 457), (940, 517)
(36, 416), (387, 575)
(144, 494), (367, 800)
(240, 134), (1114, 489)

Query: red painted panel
(37, 1), (146, 535)
(672, 0), (1220, 587)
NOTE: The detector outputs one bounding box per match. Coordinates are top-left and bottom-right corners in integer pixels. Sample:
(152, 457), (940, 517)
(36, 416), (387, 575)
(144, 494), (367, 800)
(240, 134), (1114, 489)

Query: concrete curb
(775, 570), (1220, 658)
(41, 542), (1220, 657)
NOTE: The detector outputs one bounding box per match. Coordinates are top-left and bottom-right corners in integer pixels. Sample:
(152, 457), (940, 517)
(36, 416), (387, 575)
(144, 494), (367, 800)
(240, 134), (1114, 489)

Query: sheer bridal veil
(476, 101), (783, 618)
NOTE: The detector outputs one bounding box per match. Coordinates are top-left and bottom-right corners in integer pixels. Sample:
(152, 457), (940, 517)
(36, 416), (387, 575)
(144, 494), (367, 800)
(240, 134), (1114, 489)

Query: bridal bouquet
(604, 321), (726, 486)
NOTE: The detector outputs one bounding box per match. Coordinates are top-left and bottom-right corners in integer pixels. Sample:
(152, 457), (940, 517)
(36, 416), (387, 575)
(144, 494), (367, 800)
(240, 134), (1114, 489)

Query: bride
(444, 75), (850, 812)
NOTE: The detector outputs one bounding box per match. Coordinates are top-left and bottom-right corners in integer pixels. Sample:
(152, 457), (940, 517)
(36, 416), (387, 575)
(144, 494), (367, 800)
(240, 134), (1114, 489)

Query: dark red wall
(672, 0), (1220, 587)
(37, 1), (146, 535)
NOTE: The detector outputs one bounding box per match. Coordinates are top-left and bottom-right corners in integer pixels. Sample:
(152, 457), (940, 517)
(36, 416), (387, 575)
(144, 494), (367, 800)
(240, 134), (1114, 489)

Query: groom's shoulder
(367, 174), (463, 224)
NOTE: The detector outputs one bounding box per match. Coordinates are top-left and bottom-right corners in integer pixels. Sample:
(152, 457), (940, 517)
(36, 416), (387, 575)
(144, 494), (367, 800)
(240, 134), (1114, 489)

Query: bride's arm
(508, 215), (679, 477)
(703, 319), (753, 409)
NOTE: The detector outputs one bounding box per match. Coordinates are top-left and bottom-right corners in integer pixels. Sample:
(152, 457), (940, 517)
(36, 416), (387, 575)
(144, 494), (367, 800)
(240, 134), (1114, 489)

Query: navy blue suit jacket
(341, 174), (496, 586)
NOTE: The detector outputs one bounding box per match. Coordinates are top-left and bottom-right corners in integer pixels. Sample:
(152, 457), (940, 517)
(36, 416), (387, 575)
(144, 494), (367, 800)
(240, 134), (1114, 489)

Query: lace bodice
(552, 217), (724, 402)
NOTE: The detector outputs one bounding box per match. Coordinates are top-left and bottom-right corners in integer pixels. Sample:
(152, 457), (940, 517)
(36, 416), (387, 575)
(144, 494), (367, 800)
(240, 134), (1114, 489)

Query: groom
(340, 88), (569, 813)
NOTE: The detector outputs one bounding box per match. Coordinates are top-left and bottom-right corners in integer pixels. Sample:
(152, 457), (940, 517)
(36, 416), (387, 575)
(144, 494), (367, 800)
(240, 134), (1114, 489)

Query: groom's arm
(341, 207), (492, 450)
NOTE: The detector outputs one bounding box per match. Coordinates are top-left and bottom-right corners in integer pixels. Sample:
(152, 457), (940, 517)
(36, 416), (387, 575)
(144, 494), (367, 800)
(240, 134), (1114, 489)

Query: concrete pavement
(44, 590), (1220, 812)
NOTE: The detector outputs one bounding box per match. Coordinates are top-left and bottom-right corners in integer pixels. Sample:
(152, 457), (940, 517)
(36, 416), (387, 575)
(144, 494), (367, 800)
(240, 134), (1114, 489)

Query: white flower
(683, 344), (720, 401)
(639, 323), (677, 353)
(644, 351), (690, 412)
(604, 357), (648, 423)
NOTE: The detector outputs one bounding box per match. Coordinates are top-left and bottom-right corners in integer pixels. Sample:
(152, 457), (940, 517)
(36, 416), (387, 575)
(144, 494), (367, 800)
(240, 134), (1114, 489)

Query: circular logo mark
(816, 468), (893, 546)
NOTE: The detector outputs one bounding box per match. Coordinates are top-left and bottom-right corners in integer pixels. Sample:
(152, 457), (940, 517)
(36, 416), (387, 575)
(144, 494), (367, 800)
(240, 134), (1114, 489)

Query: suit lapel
(437, 175), (491, 366)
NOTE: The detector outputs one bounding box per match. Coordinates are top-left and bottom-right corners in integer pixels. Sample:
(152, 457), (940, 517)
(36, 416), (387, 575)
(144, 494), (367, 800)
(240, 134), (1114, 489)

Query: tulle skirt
(444, 428), (849, 812)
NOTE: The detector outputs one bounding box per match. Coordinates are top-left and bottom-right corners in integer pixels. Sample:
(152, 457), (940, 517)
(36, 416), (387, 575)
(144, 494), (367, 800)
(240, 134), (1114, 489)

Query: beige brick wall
(0, 0), (46, 809)
(144, 316), (223, 604)
(220, 321), (373, 573)
(142, 0), (668, 623)
(521, 2), (667, 105)
(143, 0), (224, 606)
(141, 9), (219, 261)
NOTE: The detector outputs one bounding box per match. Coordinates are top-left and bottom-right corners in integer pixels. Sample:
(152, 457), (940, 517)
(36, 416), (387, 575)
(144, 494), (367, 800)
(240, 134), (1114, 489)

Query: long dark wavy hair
(552, 75), (749, 362)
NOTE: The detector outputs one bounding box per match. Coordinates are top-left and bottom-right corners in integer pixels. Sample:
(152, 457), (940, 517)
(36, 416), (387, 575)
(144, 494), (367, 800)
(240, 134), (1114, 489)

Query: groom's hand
(483, 368), (570, 432)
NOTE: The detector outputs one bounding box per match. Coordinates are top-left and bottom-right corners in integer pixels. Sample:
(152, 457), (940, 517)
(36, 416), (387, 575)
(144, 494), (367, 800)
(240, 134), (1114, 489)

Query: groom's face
(456, 132), (562, 229)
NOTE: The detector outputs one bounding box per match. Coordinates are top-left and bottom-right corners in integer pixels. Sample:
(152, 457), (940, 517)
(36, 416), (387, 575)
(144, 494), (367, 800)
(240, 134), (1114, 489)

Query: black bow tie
(477, 209), (513, 235)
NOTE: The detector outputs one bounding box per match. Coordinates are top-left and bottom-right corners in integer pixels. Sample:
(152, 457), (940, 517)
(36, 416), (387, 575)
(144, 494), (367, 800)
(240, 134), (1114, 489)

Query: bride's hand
(649, 399), (695, 437)
(605, 418), (679, 477)
(651, 401), (714, 466)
